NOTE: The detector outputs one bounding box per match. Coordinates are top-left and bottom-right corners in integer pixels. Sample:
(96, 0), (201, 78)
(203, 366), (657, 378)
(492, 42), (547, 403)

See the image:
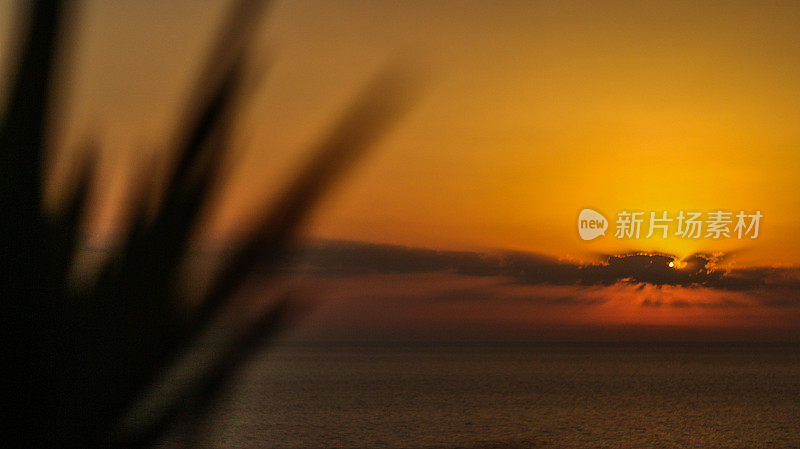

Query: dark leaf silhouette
(0, 0), (416, 447)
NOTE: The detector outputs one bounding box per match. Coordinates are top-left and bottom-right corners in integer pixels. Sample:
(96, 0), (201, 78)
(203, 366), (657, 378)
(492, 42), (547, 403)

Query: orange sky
(4, 1), (800, 340)
(3, 0), (800, 266)
(279, 273), (800, 342)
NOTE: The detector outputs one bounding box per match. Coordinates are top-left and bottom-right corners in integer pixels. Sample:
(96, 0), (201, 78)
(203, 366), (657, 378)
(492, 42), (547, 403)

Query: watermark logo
(579, 209), (762, 241)
(578, 208), (608, 241)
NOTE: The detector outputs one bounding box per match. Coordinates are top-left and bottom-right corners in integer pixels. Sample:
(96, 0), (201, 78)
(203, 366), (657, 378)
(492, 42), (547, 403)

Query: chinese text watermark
(578, 209), (762, 241)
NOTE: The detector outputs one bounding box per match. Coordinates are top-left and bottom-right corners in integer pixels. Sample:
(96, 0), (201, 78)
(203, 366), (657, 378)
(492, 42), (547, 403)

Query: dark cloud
(287, 239), (800, 294)
(422, 288), (609, 305)
(667, 298), (746, 309)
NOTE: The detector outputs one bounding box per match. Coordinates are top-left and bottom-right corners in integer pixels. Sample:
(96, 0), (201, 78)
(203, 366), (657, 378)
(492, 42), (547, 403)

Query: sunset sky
(4, 0), (800, 340)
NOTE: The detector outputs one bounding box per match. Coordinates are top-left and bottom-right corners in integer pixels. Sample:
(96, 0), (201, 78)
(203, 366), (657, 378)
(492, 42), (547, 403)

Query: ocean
(192, 343), (800, 448)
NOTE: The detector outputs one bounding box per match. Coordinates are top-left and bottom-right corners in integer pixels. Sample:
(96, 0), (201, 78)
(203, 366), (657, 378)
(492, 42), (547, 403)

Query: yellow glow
(23, 0), (800, 267)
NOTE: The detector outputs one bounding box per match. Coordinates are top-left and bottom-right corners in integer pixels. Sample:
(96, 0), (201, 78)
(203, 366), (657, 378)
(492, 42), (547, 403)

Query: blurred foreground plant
(0, 0), (415, 447)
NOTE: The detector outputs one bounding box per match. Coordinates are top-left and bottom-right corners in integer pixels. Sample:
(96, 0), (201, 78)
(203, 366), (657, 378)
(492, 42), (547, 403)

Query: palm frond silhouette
(0, 0), (415, 447)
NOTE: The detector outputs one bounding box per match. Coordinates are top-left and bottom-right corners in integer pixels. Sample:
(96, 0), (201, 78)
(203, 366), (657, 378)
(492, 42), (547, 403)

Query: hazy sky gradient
(4, 0), (800, 265)
(5, 0), (800, 340)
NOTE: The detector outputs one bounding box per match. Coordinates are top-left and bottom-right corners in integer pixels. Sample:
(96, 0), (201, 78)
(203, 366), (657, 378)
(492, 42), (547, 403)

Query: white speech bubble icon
(578, 208), (608, 241)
